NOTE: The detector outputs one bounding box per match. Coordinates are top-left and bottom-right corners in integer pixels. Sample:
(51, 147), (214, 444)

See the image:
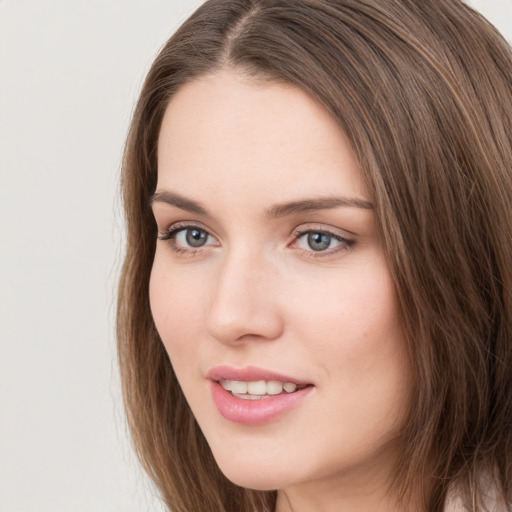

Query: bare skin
(150, 70), (418, 512)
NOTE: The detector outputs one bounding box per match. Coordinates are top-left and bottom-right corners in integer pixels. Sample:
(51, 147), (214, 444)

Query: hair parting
(118, 1), (512, 510)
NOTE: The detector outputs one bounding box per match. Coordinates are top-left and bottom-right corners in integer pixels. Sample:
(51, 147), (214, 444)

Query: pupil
(308, 232), (331, 251)
(186, 229), (207, 247)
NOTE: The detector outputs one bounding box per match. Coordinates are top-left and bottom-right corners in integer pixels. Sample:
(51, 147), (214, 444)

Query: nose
(205, 249), (284, 345)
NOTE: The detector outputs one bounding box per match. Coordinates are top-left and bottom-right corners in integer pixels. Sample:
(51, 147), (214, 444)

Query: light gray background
(1, 1), (510, 511)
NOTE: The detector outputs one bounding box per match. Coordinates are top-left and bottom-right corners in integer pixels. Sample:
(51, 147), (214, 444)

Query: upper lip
(207, 365), (311, 386)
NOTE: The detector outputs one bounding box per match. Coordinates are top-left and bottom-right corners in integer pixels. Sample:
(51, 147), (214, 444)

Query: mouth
(219, 379), (308, 399)
(207, 366), (314, 425)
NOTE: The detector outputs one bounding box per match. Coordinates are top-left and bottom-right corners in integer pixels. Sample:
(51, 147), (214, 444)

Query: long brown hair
(117, 1), (512, 510)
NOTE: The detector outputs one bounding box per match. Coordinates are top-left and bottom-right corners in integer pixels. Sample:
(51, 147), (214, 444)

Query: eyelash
(157, 222), (216, 256)
(157, 223), (355, 258)
(291, 227), (355, 259)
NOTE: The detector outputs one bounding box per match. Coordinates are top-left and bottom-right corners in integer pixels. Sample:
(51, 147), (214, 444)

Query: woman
(117, 1), (512, 510)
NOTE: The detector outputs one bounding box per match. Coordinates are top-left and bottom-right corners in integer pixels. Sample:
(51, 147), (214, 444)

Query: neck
(276, 489), (421, 512)
(274, 462), (426, 512)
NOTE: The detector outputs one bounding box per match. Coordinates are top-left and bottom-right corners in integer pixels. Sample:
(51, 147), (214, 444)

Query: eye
(291, 227), (354, 257)
(300, 232), (338, 252)
(158, 224), (218, 253)
(177, 227), (210, 248)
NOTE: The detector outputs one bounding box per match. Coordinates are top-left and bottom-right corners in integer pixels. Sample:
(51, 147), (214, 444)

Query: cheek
(149, 255), (207, 361)
(288, 257), (402, 351)
(285, 256), (410, 411)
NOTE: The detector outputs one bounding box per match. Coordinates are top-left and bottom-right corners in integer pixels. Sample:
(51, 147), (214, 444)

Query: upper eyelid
(159, 221), (215, 236)
(160, 223), (351, 236)
(291, 223), (355, 239)
(294, 230), (346, 242)
(292, 230), (353, 245)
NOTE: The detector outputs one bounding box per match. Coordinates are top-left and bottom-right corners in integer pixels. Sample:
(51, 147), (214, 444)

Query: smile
(219, 379), (303, 399)
(207, 366), (314, 425)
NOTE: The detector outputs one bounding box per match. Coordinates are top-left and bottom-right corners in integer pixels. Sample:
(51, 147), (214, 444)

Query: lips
(207, 366), (313, 425)
(220, 379), (301, 397)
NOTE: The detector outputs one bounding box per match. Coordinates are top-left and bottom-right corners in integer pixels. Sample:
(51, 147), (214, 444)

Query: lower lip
(210, 381), (313, 425)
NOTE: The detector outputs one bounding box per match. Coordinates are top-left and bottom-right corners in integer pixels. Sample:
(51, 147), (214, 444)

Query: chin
(212, 451), (293, 491)
(221, 470), (284, 492)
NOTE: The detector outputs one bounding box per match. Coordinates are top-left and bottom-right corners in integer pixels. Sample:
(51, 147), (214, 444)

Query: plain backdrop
(0, 1), (510, 511)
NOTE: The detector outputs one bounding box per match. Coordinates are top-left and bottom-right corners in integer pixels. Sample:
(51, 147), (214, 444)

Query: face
(150, 71), (411, 505)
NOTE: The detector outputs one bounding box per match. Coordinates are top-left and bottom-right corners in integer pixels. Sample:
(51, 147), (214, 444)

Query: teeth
(267, 381), (284, 395)
(230, 381), (248, 394)
(247, 380), (266, 395)
(220, 379), (300, 396)
(283, 382), (297, 393)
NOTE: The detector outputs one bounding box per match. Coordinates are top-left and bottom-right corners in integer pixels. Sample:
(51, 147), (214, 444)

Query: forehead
(157, 71), (368, 204)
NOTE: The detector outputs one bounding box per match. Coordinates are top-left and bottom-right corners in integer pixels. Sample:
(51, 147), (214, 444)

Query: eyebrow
(266, 196), (373, 218)
(150, 190), (373, 217)
(150, 190), (209, 216)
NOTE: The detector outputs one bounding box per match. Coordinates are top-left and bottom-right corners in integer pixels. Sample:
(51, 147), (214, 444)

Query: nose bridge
(206, 245), (283, 344)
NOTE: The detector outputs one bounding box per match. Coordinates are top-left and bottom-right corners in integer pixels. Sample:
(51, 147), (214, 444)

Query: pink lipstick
(207, 366), (313, 425)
